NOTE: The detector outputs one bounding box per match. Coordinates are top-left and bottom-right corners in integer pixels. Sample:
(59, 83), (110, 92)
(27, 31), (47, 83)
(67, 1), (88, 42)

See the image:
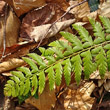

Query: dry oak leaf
(4, 0), (46, 17)
(0, 58), (24, 73)
(31, 19), (75, 42)
(46, 0), (69, 11)
(99, 1), (110, 18)
(0, 8), (20, 48)
(0, 0), (6, 17)
(25, 82), (56, 110)
(20, 3), (74, 42)
(54, 81), (96, 110)
(0, 41), (39, 62)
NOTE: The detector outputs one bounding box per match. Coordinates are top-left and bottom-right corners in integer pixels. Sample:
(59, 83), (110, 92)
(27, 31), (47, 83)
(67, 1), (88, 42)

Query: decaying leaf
(16, 103), (37, 110)
(31, 19), (75, 42)
(104, 80), (110, 92)
(54, 81), (96, 110)
(0, 8), (20, 48)
(20, 3), (74, 42)
(90, 71), (110, 79)
(0, 58), (24, 73)
(46, 0), (69, 10)
(0, 0), (6, 17)
(25, 82), (56, 110)
(4, 0), (46, 16)
(99, 1), (110, 18)
(0, 41), (39, 62)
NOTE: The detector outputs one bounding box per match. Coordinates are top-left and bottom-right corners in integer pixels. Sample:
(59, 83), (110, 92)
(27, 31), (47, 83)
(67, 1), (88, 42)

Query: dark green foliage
(4, 16), (110, 98)
(87, 0), (100, 12)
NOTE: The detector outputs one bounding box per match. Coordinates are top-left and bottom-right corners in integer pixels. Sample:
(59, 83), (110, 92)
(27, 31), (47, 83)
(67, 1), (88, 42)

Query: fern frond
(46, 67), (55, 90)
(104, 44), (110, 71)
(23, 78), (30, 96)
(39, 71), (45, 94)
(60, 32), (83, 52)
(96, 48), (107, 77)
(28, 53), (46, 69)
(62, 59), (71, 86)
(107, 50), (110, 71)
(19, 82), (25, 96)
(99, 16), (110, 33)
(51, 47), (64, 60)
(17, 67), (32, 77)
(54, 63), (63, 86)
(4, 16), (110, 98)
(89, 18), (105, 44)
(81, 50), (94, 79)
(73, 24), (93, 48)
(11, 71), (25, 80)
(71, 55), (82, 85)
(31, 75), (38, 96)
(45, 56), (56, 65)
(22, 57), (38, 73)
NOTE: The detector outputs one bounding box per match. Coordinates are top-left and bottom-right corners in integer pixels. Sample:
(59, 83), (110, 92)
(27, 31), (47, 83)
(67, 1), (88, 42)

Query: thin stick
(37, 0), (87, 48)
(1, 3), (8, 59)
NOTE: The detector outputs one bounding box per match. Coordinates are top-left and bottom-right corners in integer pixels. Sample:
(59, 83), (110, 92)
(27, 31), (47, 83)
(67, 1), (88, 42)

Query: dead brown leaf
(0, 7), (20, 48)
(25, 82), (56, 110)
(31, 19), (75, 42)
(99, 1), (110, 18)
(0, 58), (24, 73)
(46, 0), (69, 10)
(54, 81), (96, 110)
(0, 0), (6, 17)
(4, 0), (46, 17)
(20, 3), (74, 42)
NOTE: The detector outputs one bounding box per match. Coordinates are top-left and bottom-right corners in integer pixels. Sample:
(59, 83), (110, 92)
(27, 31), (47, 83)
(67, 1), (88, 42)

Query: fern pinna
(4, 16), (110, 98)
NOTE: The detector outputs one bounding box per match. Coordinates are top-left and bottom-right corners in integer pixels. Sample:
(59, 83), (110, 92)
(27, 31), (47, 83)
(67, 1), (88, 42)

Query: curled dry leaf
(0, 41), (39, 62)
(104, 80), (110, 92)
(20, 3), (74, 42)
(54, 81), (96, 110)
(69, 0), (91, 21)
(0, 58), (24, 73)
(0, 7), (20, 48)
(16, 103), (37, 110)
(0, 0), (6, 17)
(4, 0), (46, 17)
(46, 0), (69, 10)
(99, 1), (110, 18)
(31, 19), (75, 42)
(25, 82), (56, 110)
(90, 71), (110, 79)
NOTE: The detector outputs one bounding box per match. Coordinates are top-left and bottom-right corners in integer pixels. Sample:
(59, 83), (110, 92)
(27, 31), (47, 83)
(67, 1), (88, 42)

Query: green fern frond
(4, 16), (110, 98)
(62, 59), (71, 86)
(28, 53), (46, 69)
(17, 67), (32, 77)
(22, 57), (38, 73)
(89, 18), (105, 44)
(39, 71), (45, 94)
(99, 16), (110, 33)
(54, 63), (63, 86)
(107, 50), (110, 71)
(73, 24), (93, 48)
(71, 55), (82, 85)
(60, 32), (83, 52)
(23, 78), (30, 96)
(96, 48), (107, 77)
(31, 75), (38, 96)
(46, 67), (55, 90)
(81, 50), (94, 79)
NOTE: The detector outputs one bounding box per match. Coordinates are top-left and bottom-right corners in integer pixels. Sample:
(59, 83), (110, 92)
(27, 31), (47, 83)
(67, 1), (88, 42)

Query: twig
(37, 0), (87, 48)
(0, 3), (8, 62)
(97, 90), (106, 110)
